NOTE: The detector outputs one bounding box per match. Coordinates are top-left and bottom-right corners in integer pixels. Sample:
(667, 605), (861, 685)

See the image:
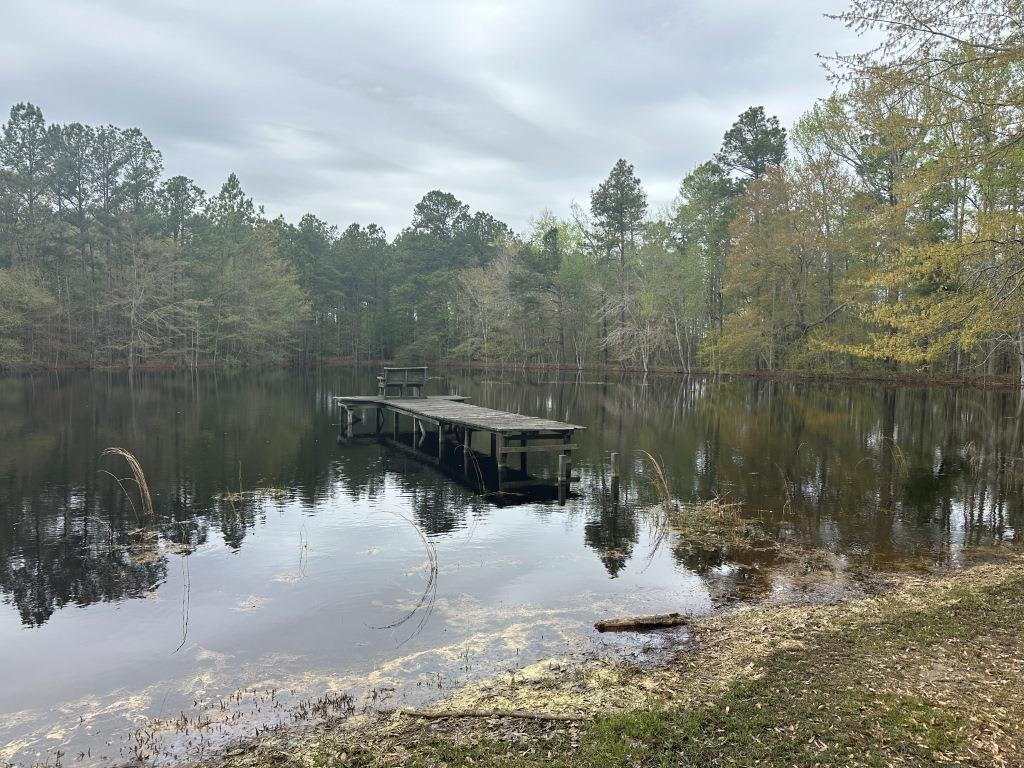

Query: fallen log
(398, 708), (583, 722)
(594, 612), (687, 632)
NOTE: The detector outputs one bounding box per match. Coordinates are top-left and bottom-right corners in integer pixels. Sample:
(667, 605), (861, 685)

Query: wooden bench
(378, 366), (427, 398)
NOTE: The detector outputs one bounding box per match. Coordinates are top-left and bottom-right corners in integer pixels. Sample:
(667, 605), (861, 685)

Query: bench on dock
(378, 366), (427, 398)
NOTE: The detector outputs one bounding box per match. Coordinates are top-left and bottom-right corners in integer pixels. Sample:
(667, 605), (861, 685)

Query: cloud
(0, 0), (864, 234)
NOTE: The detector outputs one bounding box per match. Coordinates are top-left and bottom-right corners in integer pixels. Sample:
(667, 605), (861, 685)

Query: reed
(100, 447), (154, 518)
(634, 450), (757, 558)
(963, 440), (981, 471)
(885, 437), (910, 477)
(776, 463), (794, 515)
(637, 449), (674, 508)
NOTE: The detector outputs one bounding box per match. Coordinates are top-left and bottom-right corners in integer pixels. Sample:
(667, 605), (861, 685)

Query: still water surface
(1, 369), (1020, 765)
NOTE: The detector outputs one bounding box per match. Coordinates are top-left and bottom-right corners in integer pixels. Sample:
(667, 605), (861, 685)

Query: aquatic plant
(884, 437), (909, 477)
(636, 450), (674, 508)
(634, 450), (757, 558)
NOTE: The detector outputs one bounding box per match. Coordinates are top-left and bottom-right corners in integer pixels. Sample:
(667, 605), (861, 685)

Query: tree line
(2, 0), (1023, 381)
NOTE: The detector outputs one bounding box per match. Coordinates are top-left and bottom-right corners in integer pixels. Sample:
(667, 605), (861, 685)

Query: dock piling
(496, 434), (507, 493)
(558, 454), (570, 505)
(610, 451), (620, 499)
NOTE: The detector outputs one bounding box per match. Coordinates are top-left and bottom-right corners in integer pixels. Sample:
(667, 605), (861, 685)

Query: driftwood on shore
(398, 708), (583, 722)
(594, 612), (687, 632)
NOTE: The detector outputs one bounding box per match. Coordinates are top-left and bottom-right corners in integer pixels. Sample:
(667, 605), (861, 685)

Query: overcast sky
(3, 0), (866, 235)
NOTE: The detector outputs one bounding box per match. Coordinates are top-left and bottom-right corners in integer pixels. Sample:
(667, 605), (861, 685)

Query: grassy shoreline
(208, 551), (1024, 768)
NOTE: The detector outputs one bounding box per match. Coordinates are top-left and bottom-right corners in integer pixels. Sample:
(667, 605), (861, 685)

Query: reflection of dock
(334, 371), (582, 502)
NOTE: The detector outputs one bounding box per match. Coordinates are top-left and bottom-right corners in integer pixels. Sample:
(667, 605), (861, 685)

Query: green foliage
(0, 266), (59, 366)
(671, 160), (736, 366)
(715, 105), (788, 181)
(590, 159), (647, 267)
(2, 0), (1023, 380)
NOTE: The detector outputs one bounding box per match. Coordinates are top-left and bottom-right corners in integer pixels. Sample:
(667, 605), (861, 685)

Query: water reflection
(3, 369), (1024, 767)
(0, 369), (1021, 631)
(583, 498), (638, 577)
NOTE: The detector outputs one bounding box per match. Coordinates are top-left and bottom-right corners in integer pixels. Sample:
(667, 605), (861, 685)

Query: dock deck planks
(335, 395), (584, 434)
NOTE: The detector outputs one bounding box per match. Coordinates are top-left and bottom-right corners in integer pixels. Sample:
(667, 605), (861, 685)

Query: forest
(2, 2), (1023, 381)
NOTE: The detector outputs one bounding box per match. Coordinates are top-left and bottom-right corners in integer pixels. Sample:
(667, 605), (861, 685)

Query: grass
(637, 451), (770, 559)
(212, 554), (1024, 768)
(572, 567), (1022, 768)
(637, 450), (674, 507)
(99, 447), (154, 518)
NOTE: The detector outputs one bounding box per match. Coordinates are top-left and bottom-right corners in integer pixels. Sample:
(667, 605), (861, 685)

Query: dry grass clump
(636, 450), (673, 507)
(634, 450), (774, 557)
(100, 447), (154, 518)
(652, 498), (766, 554)
(218, 488), (288, 503)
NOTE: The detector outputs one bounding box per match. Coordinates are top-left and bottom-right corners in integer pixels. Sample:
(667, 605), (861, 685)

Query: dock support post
(376, 408), (383, 434)
(393, 409), (399, 442)
(610, 451), (620, 499)
(337, 404), (348, 444)
(347, 407), (355, 439)
(558, 433), (573, 506)
(437, 424), (444, 463)
(496, 434), (507, 494)
(519, 435), (527, 475)
(463, 429), (472, 481)
(558, 454), (569, 505)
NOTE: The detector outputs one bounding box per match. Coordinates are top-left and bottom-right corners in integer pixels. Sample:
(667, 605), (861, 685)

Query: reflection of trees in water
(0, 369), (334, 626)
(372, 453), (483, 536)
(328, 440), (475, 536)
(583, 499), (638, 578)
(406, 482), (478, 536)
(4, 367), (1024, 626)
(0, 496), (167, 626)
(466, 372), (1024, 576)
(672, 545), (773, 603)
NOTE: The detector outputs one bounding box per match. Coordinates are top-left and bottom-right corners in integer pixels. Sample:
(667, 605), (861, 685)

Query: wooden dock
(334, 383), (583, 502)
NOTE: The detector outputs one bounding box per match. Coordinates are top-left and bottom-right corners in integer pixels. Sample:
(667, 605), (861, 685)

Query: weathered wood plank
(501, 443), (578, 453)
(501, 479), (556, 490)
(336, 394), (583, 434)
(496, 434), (506, 493)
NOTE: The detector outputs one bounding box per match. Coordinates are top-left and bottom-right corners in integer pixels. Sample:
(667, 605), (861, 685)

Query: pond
(1, 368), (1020, 765)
